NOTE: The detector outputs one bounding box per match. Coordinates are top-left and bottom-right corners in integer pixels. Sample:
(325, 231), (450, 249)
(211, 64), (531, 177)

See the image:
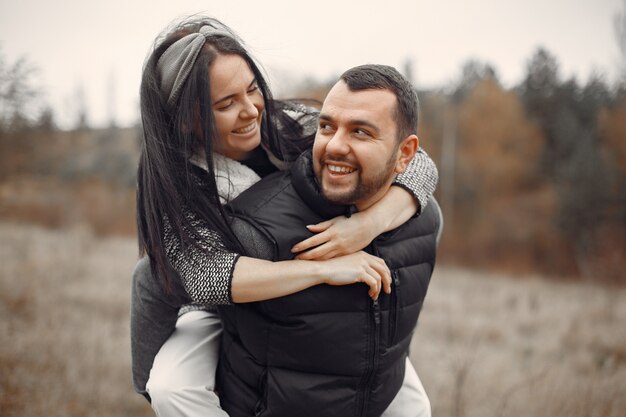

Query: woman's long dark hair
(137, 17), (311, 292)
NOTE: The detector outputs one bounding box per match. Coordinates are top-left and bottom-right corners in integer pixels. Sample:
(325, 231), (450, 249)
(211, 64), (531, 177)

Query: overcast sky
(0, 0), (622, 128)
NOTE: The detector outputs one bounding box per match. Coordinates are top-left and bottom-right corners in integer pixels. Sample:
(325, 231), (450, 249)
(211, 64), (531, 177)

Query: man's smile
(326, 163), (356, 175)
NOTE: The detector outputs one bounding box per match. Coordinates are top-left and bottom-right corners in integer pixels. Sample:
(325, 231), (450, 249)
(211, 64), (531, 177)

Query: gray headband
(156, 25), (233, 107)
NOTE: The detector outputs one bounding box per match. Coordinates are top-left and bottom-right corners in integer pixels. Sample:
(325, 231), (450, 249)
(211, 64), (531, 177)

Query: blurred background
(1, 0), (625, 416)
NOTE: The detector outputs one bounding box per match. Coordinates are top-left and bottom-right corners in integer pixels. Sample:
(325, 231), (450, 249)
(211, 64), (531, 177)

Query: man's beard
(316, 152), (397, 206)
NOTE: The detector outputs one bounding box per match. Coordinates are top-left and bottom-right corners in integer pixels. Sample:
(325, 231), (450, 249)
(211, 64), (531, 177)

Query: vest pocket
(388, 271), (400, 345)
(254, 367), (268, 416)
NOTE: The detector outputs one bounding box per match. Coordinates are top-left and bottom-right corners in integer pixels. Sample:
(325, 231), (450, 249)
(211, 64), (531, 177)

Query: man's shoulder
(225, 170), (296, 261)
(407, 196), (442, 235)
(227, 169), (293, 215)
(379, 197), (442, 242)
(229, 216), (277, 260)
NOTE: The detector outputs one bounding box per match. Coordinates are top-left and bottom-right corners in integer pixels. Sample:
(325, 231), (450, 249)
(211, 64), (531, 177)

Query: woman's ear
(394, 135), (419, 174)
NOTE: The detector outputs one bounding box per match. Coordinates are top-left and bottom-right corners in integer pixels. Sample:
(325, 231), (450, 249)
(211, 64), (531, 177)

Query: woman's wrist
(305, 259), (328, 286)
(359, 204), (392, 237)
(232, 257), (325, 303)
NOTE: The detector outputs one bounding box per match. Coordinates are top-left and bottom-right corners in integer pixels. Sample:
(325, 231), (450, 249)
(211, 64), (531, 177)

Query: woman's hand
(231, 252), (390, 304)
(319, 251), (391, 301)
(291, 212), (379, 260)
(291, 186), (418, 261)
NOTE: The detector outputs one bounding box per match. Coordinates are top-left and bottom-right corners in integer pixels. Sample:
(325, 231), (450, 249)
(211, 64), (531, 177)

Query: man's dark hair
(339, 64), (419, 140)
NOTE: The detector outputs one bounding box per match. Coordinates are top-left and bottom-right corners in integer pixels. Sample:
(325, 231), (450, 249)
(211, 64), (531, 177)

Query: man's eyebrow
(350, 119), (380, 133)
(213, 79), (257, 105)
(318, 114), (380, 133)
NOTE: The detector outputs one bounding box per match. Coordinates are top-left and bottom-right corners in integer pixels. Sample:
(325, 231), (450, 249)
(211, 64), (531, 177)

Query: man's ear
(394, 134), (419, 174)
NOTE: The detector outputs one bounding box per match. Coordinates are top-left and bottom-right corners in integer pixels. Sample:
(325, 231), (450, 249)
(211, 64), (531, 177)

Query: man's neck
(354, 180), (395, 212)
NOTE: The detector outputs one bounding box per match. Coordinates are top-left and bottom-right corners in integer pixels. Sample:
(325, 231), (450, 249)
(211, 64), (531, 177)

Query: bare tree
(74, 83), (89, 130)
(402, 57), (415, 87)
(615, 0), (626, 86)
(36, 105), (55, 131)
(0, 48), (43, 132)
(106, 69), (117, 128)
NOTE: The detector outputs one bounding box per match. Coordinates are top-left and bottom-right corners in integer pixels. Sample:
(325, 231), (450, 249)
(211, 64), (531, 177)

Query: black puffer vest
(218, 151), (440, 417)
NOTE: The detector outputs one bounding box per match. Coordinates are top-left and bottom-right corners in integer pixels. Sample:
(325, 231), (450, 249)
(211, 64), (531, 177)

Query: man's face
(312, 81), (402, 210)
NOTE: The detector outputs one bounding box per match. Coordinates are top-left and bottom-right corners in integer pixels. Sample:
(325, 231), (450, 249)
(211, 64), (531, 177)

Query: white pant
(147, 310), (430, 417)
(146, 310), (228, 417)
(381, 357), (431, 417)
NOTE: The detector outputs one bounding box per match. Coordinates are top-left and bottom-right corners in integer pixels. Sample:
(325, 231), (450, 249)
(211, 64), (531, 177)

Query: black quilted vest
(218, 151), (440, 417)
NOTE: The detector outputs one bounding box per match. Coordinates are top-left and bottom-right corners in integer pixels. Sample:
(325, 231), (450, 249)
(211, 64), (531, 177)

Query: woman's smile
(232, 121), (258, 135)
(210, 54), (265, 160)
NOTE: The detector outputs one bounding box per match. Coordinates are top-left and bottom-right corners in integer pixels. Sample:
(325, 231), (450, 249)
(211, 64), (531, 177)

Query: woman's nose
(241, 96), (260, 119)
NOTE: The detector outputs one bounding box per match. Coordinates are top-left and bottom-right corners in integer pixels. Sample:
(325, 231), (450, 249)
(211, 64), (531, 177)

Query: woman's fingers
(319, 251), (391, 301)
(369, 258), (392, 294)
(366, 264), (388, 300)
(363, 256), (391, 299)
(291, 220), (335, 254)
(309, 248), (339, 261)
(295, 243), (335, 260)
(291, 231), (330, 254)
(305, 220), (333, 233)
(361, 270), (380, 300)
(351, 253), (390, 300)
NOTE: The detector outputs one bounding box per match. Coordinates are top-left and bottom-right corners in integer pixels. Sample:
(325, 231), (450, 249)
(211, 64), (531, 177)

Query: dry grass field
(1, 222), (625, 417)
(410, 268), (626, 417)
(0, 223), (151, 417)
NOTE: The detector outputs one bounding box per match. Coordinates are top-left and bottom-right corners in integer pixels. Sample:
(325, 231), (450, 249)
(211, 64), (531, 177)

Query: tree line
(1, 9), (625, 281)
(415, 48), (625, 282)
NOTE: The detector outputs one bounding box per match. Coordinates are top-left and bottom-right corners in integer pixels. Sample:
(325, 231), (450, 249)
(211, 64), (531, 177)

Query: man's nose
(325, 129), (350, 155)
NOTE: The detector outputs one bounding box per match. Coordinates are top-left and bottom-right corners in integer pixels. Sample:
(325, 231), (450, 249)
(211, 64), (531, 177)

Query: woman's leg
(381, 357), (431, 417)
(146, 309), (229, 417)
(131, 257), (191, 399)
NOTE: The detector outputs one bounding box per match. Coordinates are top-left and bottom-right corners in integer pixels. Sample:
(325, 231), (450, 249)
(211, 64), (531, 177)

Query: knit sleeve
(394, 148), (439, 213)
(163, 214), (240, 306)
(262, 101), (319, 170)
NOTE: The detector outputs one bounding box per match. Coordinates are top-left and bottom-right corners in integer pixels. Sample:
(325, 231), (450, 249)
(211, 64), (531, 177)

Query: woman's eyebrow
(213, 79), (257, 105)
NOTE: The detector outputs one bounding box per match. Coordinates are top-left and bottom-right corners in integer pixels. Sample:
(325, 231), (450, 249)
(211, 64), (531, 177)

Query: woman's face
(209, 54), (265, 160)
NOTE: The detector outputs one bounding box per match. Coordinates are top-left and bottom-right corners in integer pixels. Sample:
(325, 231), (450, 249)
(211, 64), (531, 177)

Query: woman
(132, 16), (437, 416)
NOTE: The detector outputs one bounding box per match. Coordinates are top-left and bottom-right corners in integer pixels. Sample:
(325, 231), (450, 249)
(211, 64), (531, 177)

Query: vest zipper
(389, 271), (400, 344)
(357, 296), (381, 417)
(356, 242), (382, 417)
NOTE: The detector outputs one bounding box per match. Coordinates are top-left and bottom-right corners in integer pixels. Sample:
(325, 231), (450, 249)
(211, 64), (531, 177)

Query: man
(217, 64), (442, 417)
